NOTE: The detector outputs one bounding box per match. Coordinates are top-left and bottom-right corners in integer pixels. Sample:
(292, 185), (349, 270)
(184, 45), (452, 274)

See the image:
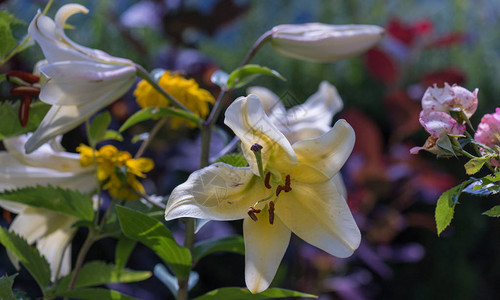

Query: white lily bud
(270, 23), (384, 62)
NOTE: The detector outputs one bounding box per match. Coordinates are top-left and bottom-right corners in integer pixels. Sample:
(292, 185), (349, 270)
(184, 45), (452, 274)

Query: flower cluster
(134, 71), (215, 128)
(77, 144), (154, 200)
(411, 83), (478, 154)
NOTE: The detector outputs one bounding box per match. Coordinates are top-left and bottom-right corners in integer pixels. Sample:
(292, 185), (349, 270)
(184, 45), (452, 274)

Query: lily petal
(25, 70), (136, 153)
(38, 62), (137, 106)
(290, 119), (355, 183)
(246, 86), (286, 123)
(165, 163), (267, 221)
(3, 134), (86, 173)
(224, 95), (297, 176)
(0, 153), (95, 193)
(37, 225), (74, 280)
(284, 81), (343, 131)
(277, 180), (360, 258)
(244, 207), (291, 294)
(29, 13), (94, 63)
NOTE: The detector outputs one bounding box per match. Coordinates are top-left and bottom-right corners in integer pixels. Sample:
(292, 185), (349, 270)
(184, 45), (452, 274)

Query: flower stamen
(247, 206), (261, 222)
(264, 172), (272, 189)
(268, 201), (275, 224)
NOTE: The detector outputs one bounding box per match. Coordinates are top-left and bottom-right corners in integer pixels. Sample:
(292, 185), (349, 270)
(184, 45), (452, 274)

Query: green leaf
(472, 173), (500, 191)
(464, 157), (489, 175)
(435, 135), (455, 157)
(213, 154), (248, 167)
(0, 11), (21, 59)
(193, 235), (245, 262)
(0, 185), (94, 221)
(101, 130), (124, 142)
(483, 205), (500, 217)
(119, 106), (201, 132)
(116, 206), (192, 279)
(55, 288), (136, 300)
(435, 180), (472, 236)
(226, 65), (286, 89)
(0, 74), (6, 84)
(56, 261), (150, 292)
(193, 287), (317, 300)
(115, 236), (136, 271)
(0, 227), (51, 292)
(89, 111), (112, 145)
(0, 101), (50, 140)
(0, 274), (17, 300)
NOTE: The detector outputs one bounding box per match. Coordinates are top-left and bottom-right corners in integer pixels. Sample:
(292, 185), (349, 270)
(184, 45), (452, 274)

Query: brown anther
(248, 210), (258, 221)
(268, 201), (275, 225)
(276, 185), (285, 196)
(264, 172), (272, 189)
(284, 175), (292, 192)
(7, 70), (40, 85)
(9, 86), (41, 96)
(19, 96), (32, 127)
(250, 143), (263, 152)
(249, 206), (261, 213)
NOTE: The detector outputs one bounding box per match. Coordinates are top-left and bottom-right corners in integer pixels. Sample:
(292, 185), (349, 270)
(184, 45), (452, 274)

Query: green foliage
(463, 172), (500, 196)
(0, 227), (50, 293)
(226, 64), (285, 89)
(115, 236), (137, 271)
(0, 101), (50, 140)
(88, 111), (111, 143)
(0, 185), (94, 221)
(0, 11), (22, 60)
(435, 180), (473, 236)
(0, 273), (17, 300)
(55, 288), (136, 300)
(213, 154), (248, 167)
(116, 206), (192, 279)
(119, 106), (202, 132)
(483, 205), (500, 217)
(435, 135), (455, 157)
(56, 261), (151, 292)
(193, 287), (318, 300)
(464, 157), (489, 175)
(193, 235), (245, 262)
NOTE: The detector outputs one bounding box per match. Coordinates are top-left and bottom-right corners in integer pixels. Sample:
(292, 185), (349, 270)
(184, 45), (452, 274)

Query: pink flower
(410, 111), (465, 155)
(421, 83), (478, 118)
(420, 111), (466, 138)
(475, 108), (500, 147)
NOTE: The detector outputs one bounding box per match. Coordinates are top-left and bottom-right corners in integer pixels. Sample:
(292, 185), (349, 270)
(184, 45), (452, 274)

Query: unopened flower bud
(270, 23), (384, 62)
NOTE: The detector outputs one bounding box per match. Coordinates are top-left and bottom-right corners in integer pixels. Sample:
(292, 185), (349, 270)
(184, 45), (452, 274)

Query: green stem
(239, 30), (273, 67)
(85, 120), (102, 225)
(134, 117), (167, 159)
(68, 231), (96, 290)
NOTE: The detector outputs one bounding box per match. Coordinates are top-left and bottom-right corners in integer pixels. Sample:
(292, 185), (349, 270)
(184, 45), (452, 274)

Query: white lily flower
(270, 23), (384, 62)
(165, 95), (360, 293)
(25, 4), (137, 153)
(0, 134), (96, 281)
(248, 81), (343, 144)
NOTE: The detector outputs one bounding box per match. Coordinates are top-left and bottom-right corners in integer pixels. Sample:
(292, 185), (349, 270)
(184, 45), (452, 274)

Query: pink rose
(475, 108), (500, 147)
(421, 83), (478, 118)
(419, 110), (466, 138)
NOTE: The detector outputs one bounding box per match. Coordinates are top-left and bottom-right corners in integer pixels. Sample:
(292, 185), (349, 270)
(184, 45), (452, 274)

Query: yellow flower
(134, 71), (215, 128)
(76, 144), (154, 200)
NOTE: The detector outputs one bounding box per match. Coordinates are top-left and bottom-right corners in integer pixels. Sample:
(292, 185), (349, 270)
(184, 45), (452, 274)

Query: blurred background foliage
(1, 0), (500, 299)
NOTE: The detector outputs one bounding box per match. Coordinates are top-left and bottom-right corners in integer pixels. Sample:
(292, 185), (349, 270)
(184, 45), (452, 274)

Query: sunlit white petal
(277, 181), (360, 257)
(244, 209), (291, 294)
(290, 119), (355, 183)
(165, 163), (267, 221)
(224, 94), (297, 175)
